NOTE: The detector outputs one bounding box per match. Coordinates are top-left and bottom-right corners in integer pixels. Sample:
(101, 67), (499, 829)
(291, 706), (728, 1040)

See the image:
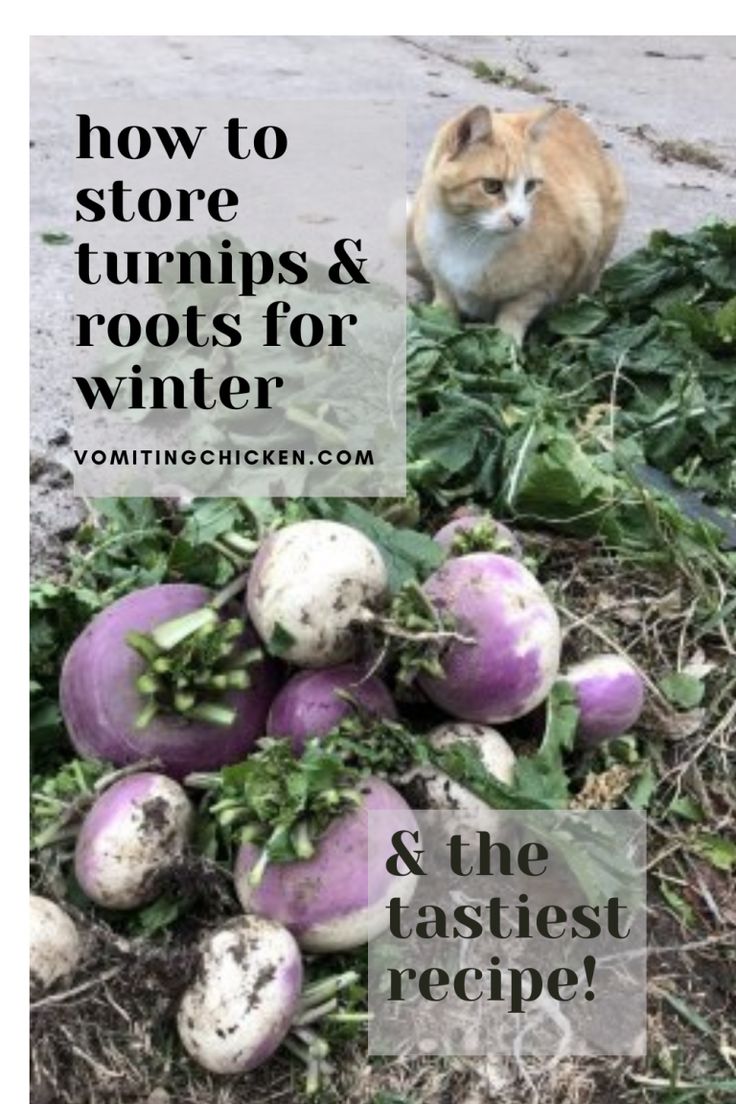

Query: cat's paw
(494, 317), (527, 346)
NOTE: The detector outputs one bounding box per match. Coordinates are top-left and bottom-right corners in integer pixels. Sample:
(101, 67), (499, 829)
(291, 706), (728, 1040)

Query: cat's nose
(509, 213), (524, 227)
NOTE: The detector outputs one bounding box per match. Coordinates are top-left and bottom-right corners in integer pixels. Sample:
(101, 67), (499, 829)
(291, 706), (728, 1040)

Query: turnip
(266, 663), (397, 754)
(418, 553), (561, 723)
(30, 895), (82, 990)
(404, 723), (516, 819)
(60, 583), (280, 778)
(246, 520), (388, 667)
(177, 915), (303, 1075)
(434, 514), (521, 559)
(74, 772), (193, 909)
(564, 654), (645, 745)
(235, 777), (418, 952)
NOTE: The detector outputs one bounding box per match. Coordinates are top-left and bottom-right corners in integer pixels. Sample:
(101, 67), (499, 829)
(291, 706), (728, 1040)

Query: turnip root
(177, 915), (303, 1074)
(235, 778), (417, 952)
(418, 553), (561, 723)
(266, 663), (397, 754)
(74, 772), (192, 909)
(60, 583), (280, 778)
(434, 514), (521, 559)
(30, 895), (82, 989)
(246, 521), (388, 667)
(564, 654), (645, 745)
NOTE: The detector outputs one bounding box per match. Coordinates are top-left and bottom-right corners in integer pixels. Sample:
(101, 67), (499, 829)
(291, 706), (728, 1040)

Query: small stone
(48, 427), (70, 447)
(145, 1090), (171, 1104)
(29, 452), (48, 482)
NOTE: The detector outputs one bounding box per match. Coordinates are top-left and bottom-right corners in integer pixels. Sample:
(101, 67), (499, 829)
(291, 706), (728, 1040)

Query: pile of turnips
(35, 514), (645, 1080)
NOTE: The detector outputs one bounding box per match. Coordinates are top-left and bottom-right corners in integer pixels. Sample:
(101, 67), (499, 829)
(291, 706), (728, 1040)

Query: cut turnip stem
(356, 578), (476, 689)
(434, 513), (522, 559)
(61, 583), (281, 778)
(74, 772), (193, 909)
(126, 573), (260, 728)
(283, 969), (361, 1094)
(246, 520), (389, 667)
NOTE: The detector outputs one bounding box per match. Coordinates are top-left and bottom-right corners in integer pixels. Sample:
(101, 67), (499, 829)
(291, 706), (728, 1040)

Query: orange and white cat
(407, 104), (625, 343)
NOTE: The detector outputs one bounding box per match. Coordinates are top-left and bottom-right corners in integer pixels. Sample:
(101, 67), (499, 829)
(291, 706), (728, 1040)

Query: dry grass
(625, 125), (728, 174)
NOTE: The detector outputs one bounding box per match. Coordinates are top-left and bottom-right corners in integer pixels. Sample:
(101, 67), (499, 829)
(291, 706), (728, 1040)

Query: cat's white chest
(423, 208), (503, 317)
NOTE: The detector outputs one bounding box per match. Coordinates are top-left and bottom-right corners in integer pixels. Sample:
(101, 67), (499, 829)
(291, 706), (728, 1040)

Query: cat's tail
(597, 161), (627, 274)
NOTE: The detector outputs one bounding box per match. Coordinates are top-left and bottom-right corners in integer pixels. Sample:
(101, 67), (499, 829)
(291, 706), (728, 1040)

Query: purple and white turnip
(177, 915), (303, 1075)
(246, 520), (388, 667)
(74, 772), (193, 910)
(60, 583), (280, 778)
(418, 553), (561, 723)
(235, 777), (417, 952)
(30, 895), (82, 989)
(266, 664), (397, 753)
(564, 654), (645, 745)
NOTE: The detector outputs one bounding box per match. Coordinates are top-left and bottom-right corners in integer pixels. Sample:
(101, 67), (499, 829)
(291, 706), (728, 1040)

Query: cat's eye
(525, 178), (541, 194)
(481, 178), (503, 195)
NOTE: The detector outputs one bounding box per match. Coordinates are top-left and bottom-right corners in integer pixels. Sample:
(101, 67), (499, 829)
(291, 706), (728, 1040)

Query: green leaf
(268, 621), (297, 658)
(435, 681), (578, 811)
(506, 429), (617, 536)
(179, 498), (243, 544)
(41, 230), (73, 245)
(512, 680), (579, 805)
(545, 298), (610, 336)
(690, 833), (736, 872)
(668, 795), (704, 822)
(658, 672), (706, 709)
(31, 758), (111, 847)
(310, 500), (444, 591)
(660, 990), (714, 1037)
(601, 247), (679, 304)
(659, 880), (696, 928)
(134, 894), (182, 934)
(626, 763), (656, 810)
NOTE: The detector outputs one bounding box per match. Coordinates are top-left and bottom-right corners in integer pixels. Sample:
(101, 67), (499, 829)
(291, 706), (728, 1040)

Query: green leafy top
(433, 681), (579, 810)
(188, 712), (429, 877)
(406, 223), (736, 623)
(448, 517), (519, 556)
(307, 499), (445, 591)
(192, 738), (364, 883)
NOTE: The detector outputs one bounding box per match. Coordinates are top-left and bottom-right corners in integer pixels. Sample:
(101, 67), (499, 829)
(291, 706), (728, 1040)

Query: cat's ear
(526, 104), (561, 143)
(449, 105), (492, 158)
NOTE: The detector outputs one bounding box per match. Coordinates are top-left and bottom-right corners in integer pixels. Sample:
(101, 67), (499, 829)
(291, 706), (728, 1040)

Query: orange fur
(408, 104), (625, 342)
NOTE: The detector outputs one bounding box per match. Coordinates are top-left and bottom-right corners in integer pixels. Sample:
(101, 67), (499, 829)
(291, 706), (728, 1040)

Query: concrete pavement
(30, 35), (736, 567)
